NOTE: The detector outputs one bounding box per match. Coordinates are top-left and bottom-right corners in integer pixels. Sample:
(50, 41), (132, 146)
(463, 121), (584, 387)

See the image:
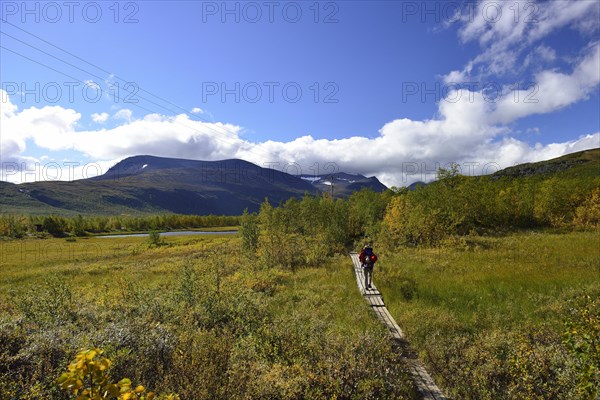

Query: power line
(0, 44), (270, 169)
(1, 45), (171, 120)
(0, 29), (255, 151)
(0, 21), (320, 172)
(2, 19), (196, 116)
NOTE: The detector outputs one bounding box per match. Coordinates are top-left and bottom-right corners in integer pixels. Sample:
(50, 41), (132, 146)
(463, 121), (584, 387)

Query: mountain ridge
(492, 148), (599, 178)
(1, 149), (598, 216)
(299, 171), (388, 197)
(0, 156), (383, 215)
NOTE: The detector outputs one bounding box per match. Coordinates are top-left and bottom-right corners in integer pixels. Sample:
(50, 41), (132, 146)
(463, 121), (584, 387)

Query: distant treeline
(380, 166), (600, 248)
(240, 164), (600, 268)
(2, 163), (598, 243)
(0, 214), (240, 238)
(240, 188), (391, 269)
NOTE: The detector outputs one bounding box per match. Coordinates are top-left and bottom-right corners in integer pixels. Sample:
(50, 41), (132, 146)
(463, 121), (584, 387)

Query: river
(96, 230), (237, 238)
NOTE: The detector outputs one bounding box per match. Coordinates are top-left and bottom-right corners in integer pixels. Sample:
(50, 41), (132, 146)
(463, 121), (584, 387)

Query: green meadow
(0, 233), (413, 399)
(377, 230), (600, 399)
(1, 229), (598, 399)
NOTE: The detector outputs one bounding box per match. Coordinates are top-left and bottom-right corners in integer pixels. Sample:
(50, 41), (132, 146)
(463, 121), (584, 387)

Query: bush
(380, 195), (459, 248)
(147, 231), (165, 248)
(0, 215), (27, 238)
(238, 209), (259, 254)
(17, 275), (75, 325)
(57, 348), (179, 399)
(42, 216), (67, 237)
(573, 188), (600, 228)
(563, 294), (600, 399)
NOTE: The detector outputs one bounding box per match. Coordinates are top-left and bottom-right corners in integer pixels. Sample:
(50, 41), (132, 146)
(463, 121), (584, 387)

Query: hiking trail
(350, 252), (449, 400)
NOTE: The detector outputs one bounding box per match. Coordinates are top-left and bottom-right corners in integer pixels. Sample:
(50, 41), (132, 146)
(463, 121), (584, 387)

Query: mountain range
(0, 155), (387, 216)
(1, 149), (598, 216)
(299, 172), (387, 197)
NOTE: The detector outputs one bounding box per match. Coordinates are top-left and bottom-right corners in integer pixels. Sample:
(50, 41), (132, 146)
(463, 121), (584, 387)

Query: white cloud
(84, 80), (102, 92)
(535, 45), (557, 63)
(442, 68), (470, 85)
(0, 157), (122, 184)
(1, 89), (18, 117)
(491, 43), (600, 124)
(1, 101), (81, 151)
(91, 112), (109, 123)
(114, 108), (133, 122)
(191, 107), (204, 114)
(1, 34), (599, 188)
(523, 45), (557, 69)
(445, 0), (600, 83)
(529, 1), (600, 42)
(74, 115), (244, 160)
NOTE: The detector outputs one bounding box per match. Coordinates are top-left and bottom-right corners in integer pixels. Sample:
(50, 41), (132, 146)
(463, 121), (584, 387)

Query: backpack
(364, 246), (374, 265)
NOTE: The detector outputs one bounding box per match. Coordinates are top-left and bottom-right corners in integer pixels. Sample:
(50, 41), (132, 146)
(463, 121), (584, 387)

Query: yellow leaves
(381, 195), (408, 236)
(573, 187), (600, 228)
(99, 357), (111, 371)
(118, 378), (132, 390)
(57, 348), (179, 400)
(105, 383), (121, 398)
(86, 349), (98, 360)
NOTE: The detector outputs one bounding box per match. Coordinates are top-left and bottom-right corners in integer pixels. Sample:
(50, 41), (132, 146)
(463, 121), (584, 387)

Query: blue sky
(1, 0), (599, 186)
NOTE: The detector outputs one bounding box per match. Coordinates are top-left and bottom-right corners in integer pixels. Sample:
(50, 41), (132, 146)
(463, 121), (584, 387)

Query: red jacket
(359, 248), (377, 264)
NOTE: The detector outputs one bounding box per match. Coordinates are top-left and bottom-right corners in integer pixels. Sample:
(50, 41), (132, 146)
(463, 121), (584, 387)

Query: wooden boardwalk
(350, 252), (449, 400)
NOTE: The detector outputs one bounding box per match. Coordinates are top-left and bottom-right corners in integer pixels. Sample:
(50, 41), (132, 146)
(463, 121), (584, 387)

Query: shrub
(42, 216), (67, 237)
(57, 348), (179, 399)
(239, 209), (259, 254)
(0, 215), (27, 238)
(147, 231), (165, 248)
(563, 294), (600, 399)
(380, 195), (459, 248)
(17, 275), (75, 325)
(573, 188), (600, 228)
(508, 328), (573, 399)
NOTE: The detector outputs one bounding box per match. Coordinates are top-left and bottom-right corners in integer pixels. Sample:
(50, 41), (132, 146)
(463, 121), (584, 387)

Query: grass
(0, 234), (231, 290)
(0, 233), (413, 399)
(3, 228), (596, 399)
(269, 254), (379, 334)
(88, 226), (239, 237)
(375, 230), (600, 399)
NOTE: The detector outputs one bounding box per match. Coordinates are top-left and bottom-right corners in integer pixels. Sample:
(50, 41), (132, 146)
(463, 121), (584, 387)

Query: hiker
(359, 244), (377, 290)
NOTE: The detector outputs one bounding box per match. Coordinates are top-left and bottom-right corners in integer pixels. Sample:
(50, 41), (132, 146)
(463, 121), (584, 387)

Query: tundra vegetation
(0, 154), (598, 399)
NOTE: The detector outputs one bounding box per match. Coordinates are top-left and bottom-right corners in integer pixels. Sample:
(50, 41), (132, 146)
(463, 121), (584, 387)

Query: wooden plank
(349, 252), (449, 400)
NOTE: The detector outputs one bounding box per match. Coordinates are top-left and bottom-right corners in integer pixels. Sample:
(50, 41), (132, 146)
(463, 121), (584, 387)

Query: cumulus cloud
(75, 115), (245, 160)
(91, 112), (109, 123)
(4, 80), (597, 187)
(1, 102), (81, 152)
(114, 108), (133, 122)
(1, 3), (599, 187)
(491, 42), (600, 124)
(191, 107), (204, 114)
